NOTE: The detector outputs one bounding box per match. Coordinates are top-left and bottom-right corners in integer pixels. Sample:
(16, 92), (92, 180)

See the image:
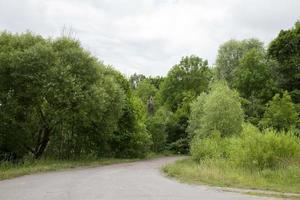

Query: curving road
(0, 157), (270, 200)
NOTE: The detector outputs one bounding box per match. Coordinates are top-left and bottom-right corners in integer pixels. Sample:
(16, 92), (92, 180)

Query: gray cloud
(0, 0), (299, 76)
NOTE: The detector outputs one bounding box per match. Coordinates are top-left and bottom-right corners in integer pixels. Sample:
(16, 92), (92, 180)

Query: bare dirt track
(0, 157), (271, 200)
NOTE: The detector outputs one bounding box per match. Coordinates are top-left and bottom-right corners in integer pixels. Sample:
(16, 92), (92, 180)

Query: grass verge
(0, 151), (175, 181)
(162, 158), (300, 194)
(0, 158), (138, 181)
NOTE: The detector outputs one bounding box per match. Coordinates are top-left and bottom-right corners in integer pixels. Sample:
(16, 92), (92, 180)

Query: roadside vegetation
(0, 20), (299, 193)
(0, 158), (136, 180)
(164, 21), (300, 194)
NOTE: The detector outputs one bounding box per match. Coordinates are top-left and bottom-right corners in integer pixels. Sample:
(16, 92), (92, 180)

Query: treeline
(131, 21), (300, 157)
(0, 33), (151, 160)
(0, 21), (299, 162)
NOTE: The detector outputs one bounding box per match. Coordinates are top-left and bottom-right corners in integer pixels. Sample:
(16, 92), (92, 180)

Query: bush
(260, 91), (298, 131)
(230, 124), (300, 169)
(187, 93), (208, 139)
(147, 107), (171, 152)
(189, 82), (244, 138)
(190, 131), (229, 162)
(111, 96), (152, 158)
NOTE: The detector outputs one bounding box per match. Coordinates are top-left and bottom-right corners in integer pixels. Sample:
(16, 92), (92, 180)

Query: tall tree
(233, 49), (277, 122)
(159, 55), (212, 153)
(268, 21), (300, 103)
(160, 55), (212, 111)
(216, 38), (264, 86)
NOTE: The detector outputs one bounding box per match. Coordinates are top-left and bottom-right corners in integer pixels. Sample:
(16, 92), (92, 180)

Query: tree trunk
(33, 126), (51, 159)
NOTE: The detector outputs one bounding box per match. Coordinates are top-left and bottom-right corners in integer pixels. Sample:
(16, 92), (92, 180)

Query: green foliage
(234, 49), (276, 101)
(165, 105), (190, 154)
(233, 49), (277, 123)
(216, 38), (265, 86)
(191, 123), (300, 170)
(187, 93), (207, 139)
(129, 73), (146, 89)
(158, 55), (212, 153)
(268, 21), (300, 103)
(0, 32), (151, 161)
(146, 107), (171, 152)
(260, 92), (298, 131)
(230, 124), (300, 170)
(159, 55), (212, 111)
(190, 82), (244, 138)
(163, 158), (300, 193)
(134, 79), (157, 103)
(0, 158), (136, 180)
(190, 131), (228, 161)
(112, 96), (152, 158)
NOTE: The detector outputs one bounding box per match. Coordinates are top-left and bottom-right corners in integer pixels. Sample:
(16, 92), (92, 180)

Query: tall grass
(164, 124), (300, 193)
(163, 158), (300, 193)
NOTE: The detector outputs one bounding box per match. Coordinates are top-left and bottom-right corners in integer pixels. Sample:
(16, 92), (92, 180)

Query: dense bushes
(189, 80), (299, 172)
(188, 82), (244, 138)
(146, 107), (170, 152)
(111, 96), (152, 158)
(0, 32), (151, 160)
(230, 124), (300, 169)
(191, 124), (300, 170)
(190, 131), (228, 161)
(260, 91), (298, 131)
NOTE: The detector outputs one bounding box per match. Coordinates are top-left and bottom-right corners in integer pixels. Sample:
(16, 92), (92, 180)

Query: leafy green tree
(146, 106), (171, 152)
(133, 79), (157, 105)
(160, 55), (212, 111)
(147, 76), (164, 89)
(112, 96), (152, 158)
(0, 32), (150, 160)
(268, 21), (300, 103)
(216, 38), (265, 86)
(166, 104), (190, 154)
(191, 82), (244, 138)
(187, 92), (208, 139)
(157, 55), (212, 153)
(233, 49), (277, 123)
(260, 92), (298, 131)
(129, 73), (146, 89)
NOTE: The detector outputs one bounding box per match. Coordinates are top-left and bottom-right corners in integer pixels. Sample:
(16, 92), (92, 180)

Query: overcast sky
(0, 0), (299, 76)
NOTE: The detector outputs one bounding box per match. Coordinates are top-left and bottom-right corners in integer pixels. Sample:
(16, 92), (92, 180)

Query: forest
(0, 21), (299, 191)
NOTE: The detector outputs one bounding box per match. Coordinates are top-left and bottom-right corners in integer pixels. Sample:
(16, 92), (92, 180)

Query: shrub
(230, 124), (300, 169)
(147, 107), (171, 152)
(187, 92), (208, 139)
(189, 82), (244, 138)
(112, 96), (152, 158)
(260, 91), (298, 131)
(190, 131), (229, 162)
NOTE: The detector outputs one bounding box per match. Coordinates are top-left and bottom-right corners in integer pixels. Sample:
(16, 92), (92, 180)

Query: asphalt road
(0, 157), (270, 200)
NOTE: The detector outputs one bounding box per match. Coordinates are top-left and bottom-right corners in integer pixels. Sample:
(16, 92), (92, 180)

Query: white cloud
(0, 0), (299, 76)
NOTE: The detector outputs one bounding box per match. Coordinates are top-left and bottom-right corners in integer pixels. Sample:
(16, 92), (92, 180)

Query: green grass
(0, 158), (138, 180)
(0, 152), (175, 181)
(163, 158), (300, 194)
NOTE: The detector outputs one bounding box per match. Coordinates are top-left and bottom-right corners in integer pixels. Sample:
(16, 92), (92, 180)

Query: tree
(0, 32), (149, 160)
(160, 55), (212, 111)
(146, 106), (171, 152)
(233, 49), (277, 123)
(260, 92), (298, 131)
(158, 55), (212, 153)
(190, 82), (244, 138)
(268, 21), (300, 103)
(216, 39), (265, 86)
(111, 95), (152, 158)
(129, 73), (146, 89)
(133, 79), (157, 105)
(187, 92), (208, 139)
